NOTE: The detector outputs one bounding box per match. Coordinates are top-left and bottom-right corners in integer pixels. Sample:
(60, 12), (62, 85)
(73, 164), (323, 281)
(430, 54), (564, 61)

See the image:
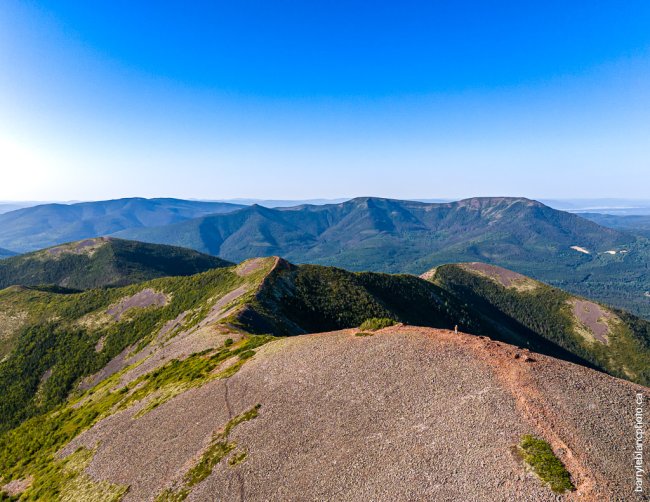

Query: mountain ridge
(113, 196), (650, 318)
(116, 196), (631, 258)
(426, 261), (650, 385)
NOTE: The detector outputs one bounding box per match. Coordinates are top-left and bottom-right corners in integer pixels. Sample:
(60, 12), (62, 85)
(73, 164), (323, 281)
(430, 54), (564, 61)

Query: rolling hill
(115, 196), (650, 318)
(0, 256), (646, 500)
(0, 237), (231, 291)
(0, 198), (244, 253)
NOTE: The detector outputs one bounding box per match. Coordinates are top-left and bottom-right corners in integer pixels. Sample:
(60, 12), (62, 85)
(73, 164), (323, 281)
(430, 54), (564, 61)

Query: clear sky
(1, 1), (649, 201)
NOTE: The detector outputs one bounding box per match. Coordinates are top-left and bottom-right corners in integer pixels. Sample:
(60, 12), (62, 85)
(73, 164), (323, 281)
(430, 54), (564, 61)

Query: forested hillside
(0, 237), (231, 291)
(429, 262), (650, 385)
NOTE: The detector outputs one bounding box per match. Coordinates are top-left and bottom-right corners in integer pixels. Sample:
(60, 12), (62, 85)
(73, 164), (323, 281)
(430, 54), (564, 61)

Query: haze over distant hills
(542, 198), (650, 215)
(0, 248), (16, 259)
(0, 202), (49, 215)
(0, 198), (244, 253)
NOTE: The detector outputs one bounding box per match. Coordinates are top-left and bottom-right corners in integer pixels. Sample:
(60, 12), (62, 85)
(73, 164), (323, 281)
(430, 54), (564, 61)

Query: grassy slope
(430, 263), (650, 385)
(0, 238), (231, 291)
(0, 256), (283, 433)
(0, 257), (281, 499)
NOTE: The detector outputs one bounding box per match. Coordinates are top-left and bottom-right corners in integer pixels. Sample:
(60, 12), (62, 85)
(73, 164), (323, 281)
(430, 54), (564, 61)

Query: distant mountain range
(113, 196), (650, 318)
(0, 198), (244, 252)
(115, 197), (632, 262)
(2, 196), (650, 318)
(0, 237), (230, 291)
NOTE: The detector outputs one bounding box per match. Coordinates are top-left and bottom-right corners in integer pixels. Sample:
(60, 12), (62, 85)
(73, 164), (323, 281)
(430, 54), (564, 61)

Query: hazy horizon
(0, 194), (650, 211)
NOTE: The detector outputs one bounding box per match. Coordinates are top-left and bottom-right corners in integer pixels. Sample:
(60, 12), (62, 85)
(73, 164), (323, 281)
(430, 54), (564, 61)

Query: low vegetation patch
(355, 332), (374, 337)
(57, 446), (128, 502)
(228, 450), (248, 466)
(359, 317), (397, 331)
(156, 404), (261, 501)
(518, 435), (574, 494)
(118, 335), (274, 417)
(0, 266), (254, 433)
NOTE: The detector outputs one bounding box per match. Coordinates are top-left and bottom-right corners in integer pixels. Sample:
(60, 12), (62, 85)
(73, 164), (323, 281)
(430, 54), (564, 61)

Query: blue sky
(1, 1), (649, 200)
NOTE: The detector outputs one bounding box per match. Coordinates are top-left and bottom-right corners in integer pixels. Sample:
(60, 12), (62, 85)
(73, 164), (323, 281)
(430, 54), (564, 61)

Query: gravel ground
(106, 289), (169, 321)
(58, 326), (647, 501)
(462, 262), (531, 288)
(571, 299), (612, 343)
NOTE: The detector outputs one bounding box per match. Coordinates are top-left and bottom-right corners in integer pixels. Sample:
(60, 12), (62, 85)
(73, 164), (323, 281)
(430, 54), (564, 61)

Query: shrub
(238, 350), (255, 360)
(359, 317), (397, 332)
(519, 435), (574, 493)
